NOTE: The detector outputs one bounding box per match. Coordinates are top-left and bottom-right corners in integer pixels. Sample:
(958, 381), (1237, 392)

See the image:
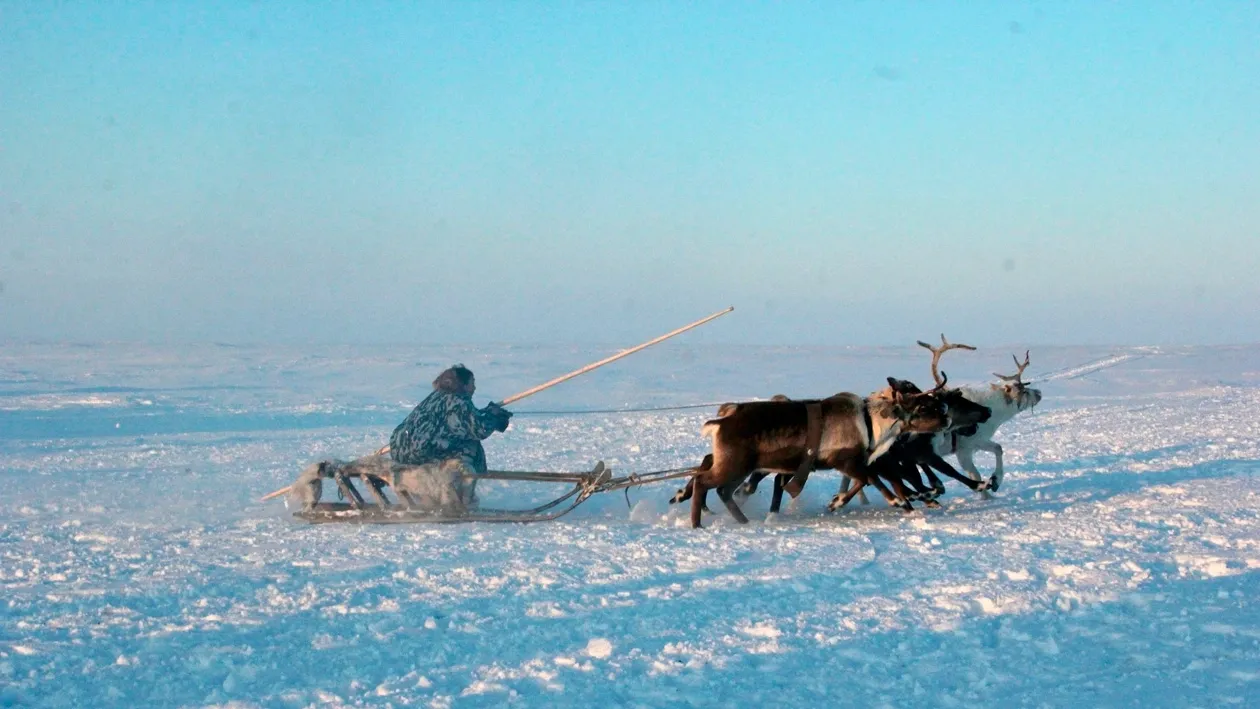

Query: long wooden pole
(259, 307), (734, 502)
(499, 306), (734, 405)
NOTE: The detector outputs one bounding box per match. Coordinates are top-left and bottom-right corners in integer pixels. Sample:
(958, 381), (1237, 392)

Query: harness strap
(948, 424), (977, 454)
(785, 402), (823, 498)
(864, 403), (908, 465)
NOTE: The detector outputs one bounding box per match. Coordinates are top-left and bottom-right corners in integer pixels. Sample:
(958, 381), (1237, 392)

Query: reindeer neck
(864, 398), (904, 462)
(961, 385), (1023, 427)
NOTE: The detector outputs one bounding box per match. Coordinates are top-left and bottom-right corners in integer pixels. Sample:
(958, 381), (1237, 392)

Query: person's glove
(494, 410), (512, 432)
(485, 403), (512, 432)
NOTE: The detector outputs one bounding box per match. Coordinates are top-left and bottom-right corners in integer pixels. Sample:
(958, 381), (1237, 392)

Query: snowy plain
(2, 342), (1260, 708)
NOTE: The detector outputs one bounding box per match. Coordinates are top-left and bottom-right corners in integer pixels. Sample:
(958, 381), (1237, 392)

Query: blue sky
(2, 2), (1257, 346)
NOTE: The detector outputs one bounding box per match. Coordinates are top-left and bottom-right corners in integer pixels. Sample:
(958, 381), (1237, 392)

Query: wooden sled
(284, 458), (697, 525)
(291, 461), (610, 524)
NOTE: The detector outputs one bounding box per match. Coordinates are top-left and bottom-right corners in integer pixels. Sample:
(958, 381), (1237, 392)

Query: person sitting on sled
(388, 364), (512, 506)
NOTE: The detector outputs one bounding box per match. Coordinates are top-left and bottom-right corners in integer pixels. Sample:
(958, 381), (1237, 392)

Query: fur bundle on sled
(288, 455), (471, 514)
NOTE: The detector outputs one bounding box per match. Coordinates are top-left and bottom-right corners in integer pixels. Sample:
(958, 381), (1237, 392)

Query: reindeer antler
(916, 333), (976, 388)
(994, 350), (1031, 384)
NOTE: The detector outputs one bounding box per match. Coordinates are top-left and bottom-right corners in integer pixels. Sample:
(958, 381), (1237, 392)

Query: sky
(1, 1), (1258, 347)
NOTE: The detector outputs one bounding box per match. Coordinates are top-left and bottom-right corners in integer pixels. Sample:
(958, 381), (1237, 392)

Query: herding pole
(498, 306), (734, 406)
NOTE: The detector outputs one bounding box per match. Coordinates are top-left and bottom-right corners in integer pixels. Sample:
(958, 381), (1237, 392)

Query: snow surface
(2, 343), (1260, 708)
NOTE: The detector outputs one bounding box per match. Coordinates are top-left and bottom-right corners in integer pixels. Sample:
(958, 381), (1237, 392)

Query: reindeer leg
(826, 481), (866, 513)
(671, 476), (716, 513)
(956, 448), (983, 482)
(670, 478), (693, 505)
(838, 475), (870, 505)
(716, 483), (750, 524)
(994, 444), (1004, 489)
(911, 463), (937, 499)
(899, 461), (932, 501)
(904, 461), (943, 507)
(920, 463), (946, 498)
(784, 471), (812, 498)
(924, 455), (980, 491)
(973, 440), (1005, 491)
(886, 475), (915, 506)
(955, 448), (998, 496)
(740, 471), (769, 498)
(868, 476), (913, 512)
(769, 474), (786, 513)
(897, 471), (922, 501)
(690, 481), (709, 528)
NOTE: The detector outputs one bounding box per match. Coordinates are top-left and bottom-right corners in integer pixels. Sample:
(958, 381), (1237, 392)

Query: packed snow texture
(2, 343), (1260, 707)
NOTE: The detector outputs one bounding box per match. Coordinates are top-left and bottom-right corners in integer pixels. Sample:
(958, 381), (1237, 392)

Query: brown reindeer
(667, 394), (792, 515)
(682, 379), (951, 528)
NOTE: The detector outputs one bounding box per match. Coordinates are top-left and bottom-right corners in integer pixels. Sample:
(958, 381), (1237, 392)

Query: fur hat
(433, 364), (475, 395)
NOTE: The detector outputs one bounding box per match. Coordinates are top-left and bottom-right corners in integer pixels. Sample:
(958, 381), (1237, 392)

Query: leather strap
(948, 424), (977, 454)
(785, 402), (822, 497)
(863, 405), (874, 451)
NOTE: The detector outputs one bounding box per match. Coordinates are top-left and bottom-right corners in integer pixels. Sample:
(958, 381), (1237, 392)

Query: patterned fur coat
(388, 386), (507, 472)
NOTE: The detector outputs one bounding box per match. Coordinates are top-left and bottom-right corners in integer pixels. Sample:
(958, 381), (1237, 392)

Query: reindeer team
(670, 336), (1042, 528)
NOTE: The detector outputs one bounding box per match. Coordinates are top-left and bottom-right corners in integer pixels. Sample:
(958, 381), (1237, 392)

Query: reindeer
(829, 335), (996, 512)
(678, 379), (951, 528)
(668, 394), (790, 515)
(930, 350), (1042, 491)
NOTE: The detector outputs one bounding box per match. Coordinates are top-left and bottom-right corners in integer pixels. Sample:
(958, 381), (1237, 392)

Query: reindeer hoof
(924, 499), (942, 509)
(986, 477), (1000, 492)
(827, 495), (844, 512)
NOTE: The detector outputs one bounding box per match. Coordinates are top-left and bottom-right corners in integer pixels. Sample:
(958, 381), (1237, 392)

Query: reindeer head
(884, 377), (951, 433)
(992, 350), (1043, 411)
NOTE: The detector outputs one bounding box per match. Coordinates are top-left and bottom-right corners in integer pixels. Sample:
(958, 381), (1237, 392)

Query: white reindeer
(933, 351), (1042, 491)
